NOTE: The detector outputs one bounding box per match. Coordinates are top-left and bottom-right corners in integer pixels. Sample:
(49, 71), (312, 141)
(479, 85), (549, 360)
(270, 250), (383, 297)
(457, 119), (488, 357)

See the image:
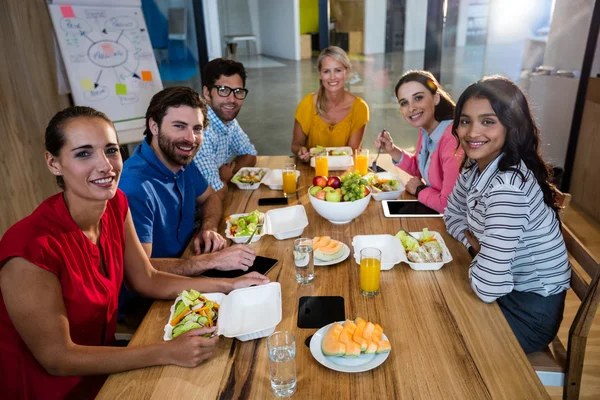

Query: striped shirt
(192, 106), (257, 191)
(444, 155), (571, 303)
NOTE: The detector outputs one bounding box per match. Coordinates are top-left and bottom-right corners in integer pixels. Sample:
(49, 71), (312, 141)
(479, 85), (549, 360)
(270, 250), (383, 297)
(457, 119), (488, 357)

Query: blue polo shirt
(119, 139), (208, 258)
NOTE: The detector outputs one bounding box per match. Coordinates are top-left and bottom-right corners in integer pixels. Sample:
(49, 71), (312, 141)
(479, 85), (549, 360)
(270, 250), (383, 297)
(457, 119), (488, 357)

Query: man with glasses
(193, 58), (257, 199)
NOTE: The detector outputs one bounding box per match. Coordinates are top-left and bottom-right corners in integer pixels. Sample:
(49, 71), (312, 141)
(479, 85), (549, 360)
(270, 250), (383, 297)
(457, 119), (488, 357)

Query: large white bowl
(308, 186), (371, 224)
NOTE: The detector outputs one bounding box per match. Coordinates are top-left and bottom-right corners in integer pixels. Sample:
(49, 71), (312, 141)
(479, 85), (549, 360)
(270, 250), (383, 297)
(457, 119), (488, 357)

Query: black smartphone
(382, 200), (443, 218)
(297, 296), (345, 329)
(201, 255), (278, 278)
(258, 197), (288, 206)
(371, 165), (387, 173)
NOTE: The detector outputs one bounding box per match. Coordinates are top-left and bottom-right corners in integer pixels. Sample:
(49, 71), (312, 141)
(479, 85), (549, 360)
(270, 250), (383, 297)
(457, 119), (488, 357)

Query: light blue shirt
(418, 120), (452, 185)
(396, 120), (452, 185)
(192, 106), (257, 191)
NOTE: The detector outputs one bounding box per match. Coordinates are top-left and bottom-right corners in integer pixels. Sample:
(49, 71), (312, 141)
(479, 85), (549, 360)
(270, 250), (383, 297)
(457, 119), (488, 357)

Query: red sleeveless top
(0, 190), (128, 400)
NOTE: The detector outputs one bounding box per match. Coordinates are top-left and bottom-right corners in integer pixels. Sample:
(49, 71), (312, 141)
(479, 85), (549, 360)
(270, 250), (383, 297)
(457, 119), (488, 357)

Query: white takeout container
(353, 231), (453, 271)
(164, 282), (282, 342)
(310, 146), (354, 171)
(231, 167), (270, 190)
(401, 231), (453, 271)
(369, 172), (405, 201)
(226, 205), (309, 243)
(262, 169), (301, 190)
(352, 234), (404, 270)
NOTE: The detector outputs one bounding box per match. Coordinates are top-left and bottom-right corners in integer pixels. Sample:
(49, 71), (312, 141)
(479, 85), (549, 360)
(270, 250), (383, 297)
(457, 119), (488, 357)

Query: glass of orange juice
(360, 247), (381, 296)
(282, 162), (297, 197)
(355, 149), (369, 176)
(315, 155), (328, 177)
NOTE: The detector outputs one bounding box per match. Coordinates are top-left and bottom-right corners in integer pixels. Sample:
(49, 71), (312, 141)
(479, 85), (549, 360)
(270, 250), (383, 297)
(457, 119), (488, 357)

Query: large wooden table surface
(98, 155), (548, 399)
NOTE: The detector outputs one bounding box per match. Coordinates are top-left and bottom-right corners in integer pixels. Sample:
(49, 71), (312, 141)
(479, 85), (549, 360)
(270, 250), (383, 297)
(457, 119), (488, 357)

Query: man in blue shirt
(119, 86), (258, 277)
(192, 58), (257, 199)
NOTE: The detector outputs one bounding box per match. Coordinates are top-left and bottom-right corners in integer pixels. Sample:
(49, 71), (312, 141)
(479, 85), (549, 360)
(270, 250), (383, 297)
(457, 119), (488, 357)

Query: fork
(396, 228), (419, 241)
(371, 129), (384, 172)
(244, 223), (263, 245)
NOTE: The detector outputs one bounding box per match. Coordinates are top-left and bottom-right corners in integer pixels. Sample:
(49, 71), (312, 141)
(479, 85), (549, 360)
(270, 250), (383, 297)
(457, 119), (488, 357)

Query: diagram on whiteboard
(49, 5), (163, 130)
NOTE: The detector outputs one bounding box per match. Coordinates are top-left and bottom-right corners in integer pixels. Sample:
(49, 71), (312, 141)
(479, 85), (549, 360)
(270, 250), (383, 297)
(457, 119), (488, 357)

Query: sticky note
(80, 79), (94, 91)
(101, 43), (114, 56)
(115, 83), (127, 95)
(60, 6), (75, 18)
(141, 70), (153, 81)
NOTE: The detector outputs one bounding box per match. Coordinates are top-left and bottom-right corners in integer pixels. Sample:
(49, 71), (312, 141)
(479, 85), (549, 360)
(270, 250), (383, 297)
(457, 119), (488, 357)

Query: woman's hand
(297, 147), (310, 163)
(405, 177), (424, 195)
(168, 326), (219, 368)
(374, 130), (396, 154)
(464, 230), (481, 256)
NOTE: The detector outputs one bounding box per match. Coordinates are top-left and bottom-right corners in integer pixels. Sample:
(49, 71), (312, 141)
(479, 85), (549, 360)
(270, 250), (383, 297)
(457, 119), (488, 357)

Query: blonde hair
(316, 46), (351, 115)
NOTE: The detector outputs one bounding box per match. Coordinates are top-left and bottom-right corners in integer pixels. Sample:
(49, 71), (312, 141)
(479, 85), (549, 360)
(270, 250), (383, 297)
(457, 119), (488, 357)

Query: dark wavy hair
(144, 86), (208, 140)
(394, 70), (455, 122)
(203, 58), (247, 89)
(45, 106), (115, 189)
(452, 75), (558, 213)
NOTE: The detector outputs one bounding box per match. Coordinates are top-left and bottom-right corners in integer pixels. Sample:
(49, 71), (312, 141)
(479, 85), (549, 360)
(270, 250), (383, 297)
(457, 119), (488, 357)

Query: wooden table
(98, 155), (549, 399)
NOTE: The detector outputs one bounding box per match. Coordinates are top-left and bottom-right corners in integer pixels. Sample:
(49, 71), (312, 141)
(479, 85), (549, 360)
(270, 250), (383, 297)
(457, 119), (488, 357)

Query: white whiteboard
(48, 4), (162, 139)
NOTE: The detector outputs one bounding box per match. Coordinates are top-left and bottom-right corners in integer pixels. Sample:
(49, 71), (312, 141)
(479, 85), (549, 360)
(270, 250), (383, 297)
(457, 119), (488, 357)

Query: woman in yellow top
(292, 46), (369, 162)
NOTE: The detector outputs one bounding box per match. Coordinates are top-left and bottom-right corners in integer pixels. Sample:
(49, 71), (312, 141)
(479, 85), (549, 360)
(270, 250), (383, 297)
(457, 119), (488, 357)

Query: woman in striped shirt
(444, 76), (571, 353)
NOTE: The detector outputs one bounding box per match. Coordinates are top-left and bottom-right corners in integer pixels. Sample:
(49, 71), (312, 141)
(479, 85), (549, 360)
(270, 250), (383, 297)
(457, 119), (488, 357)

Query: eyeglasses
(211, 85), (249, 100)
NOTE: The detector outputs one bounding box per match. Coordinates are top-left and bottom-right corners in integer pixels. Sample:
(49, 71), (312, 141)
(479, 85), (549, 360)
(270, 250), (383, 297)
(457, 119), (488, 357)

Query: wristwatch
(414, 184), (428, 197)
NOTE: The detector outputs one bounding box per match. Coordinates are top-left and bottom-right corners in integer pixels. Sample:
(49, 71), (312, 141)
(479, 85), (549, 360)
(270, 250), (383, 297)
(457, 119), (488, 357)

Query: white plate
(402, 231), (453, 271)
(352, 234), (404, 270)
(231, 167), (270, 190)
(225, 212), (266, 244)
(262, 169), (301, 190)
(314, 243), (351, 266)
(369, 172), (405, 201)
(309, 322), (391, 373)
(309, 146), (354, 171)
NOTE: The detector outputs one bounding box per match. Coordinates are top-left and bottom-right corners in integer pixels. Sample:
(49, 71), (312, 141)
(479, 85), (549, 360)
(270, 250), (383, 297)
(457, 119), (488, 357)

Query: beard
(157, 128), (200, 167)
(210, 97), (241, 122)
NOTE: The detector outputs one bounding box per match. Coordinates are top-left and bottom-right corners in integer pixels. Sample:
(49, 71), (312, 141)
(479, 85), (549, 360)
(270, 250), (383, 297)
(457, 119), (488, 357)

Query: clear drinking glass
(355, 148), (369, 176)
(293, 238), (314, 284)
(360, 247), (381, 296)
(282, 162), (297, 198)
(267, 331), (297, 397)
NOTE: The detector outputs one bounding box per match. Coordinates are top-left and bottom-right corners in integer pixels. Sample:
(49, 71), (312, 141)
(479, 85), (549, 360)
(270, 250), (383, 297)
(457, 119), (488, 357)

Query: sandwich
(170, 289), (219, 339)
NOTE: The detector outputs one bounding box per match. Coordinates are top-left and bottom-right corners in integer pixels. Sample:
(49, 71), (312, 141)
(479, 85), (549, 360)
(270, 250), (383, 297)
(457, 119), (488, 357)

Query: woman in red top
(0, 107), (269, 400)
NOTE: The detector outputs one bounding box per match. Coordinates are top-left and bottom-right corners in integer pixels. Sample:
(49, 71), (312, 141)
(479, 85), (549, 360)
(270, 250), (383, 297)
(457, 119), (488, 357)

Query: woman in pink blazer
(375, 70), (463, 213)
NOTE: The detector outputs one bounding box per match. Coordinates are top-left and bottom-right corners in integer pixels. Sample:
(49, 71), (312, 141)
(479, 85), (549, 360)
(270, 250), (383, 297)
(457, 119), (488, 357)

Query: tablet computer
(382, 200), (443, 218)
(201, 255), (278, 278)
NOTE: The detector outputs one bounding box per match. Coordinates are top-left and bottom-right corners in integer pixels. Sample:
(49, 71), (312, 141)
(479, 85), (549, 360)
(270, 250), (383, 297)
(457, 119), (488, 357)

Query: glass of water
(267, 331), (297, 397)
(293, 238), (314, 284)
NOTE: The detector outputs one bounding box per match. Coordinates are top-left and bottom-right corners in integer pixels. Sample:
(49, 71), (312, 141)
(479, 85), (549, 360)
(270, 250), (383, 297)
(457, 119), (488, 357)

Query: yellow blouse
(294, 93), (369, 149)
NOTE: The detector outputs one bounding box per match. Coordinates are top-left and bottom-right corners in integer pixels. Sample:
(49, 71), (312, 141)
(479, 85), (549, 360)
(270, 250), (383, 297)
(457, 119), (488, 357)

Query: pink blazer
(396, 123), (463, 213)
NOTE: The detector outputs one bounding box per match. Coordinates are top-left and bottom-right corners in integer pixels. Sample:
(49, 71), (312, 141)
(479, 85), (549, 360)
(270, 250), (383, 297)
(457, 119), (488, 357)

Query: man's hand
(219, 161), (236, 183)
(297, 147), (310, 163)
(230, 271), (270, 291)
(405, 177), (424, 195)
(168, 326), (219, 368)
(205, 244), (257, 271)
(464, 230), (481, 256)
(194, 229), (227, 254)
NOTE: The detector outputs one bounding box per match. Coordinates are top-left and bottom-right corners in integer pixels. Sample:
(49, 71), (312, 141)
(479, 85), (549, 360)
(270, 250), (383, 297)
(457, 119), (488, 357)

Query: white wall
(363, 0), (386, 55)
(404, 0), (427, 51)
(203, 0), (222, 60)
(248, 0), (262, 54)
(544, 0), (595, 70)
(257, 0), (300, 60)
